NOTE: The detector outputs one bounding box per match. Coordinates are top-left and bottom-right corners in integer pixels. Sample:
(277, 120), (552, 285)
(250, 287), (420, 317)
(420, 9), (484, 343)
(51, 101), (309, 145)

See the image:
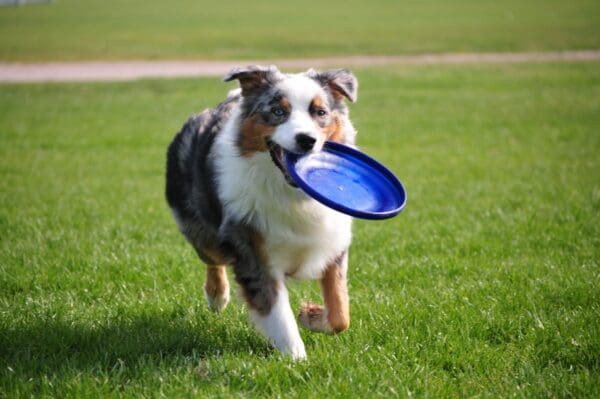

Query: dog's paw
(203, 284), (230, 312)
(298, 302), (332, 333)
(281, 341), (307, 361)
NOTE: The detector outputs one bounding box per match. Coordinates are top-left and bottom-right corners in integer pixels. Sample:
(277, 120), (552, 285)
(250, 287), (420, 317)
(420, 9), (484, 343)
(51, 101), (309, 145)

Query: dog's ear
(224, 65), (281, 96)
(307, 68), (358, 103)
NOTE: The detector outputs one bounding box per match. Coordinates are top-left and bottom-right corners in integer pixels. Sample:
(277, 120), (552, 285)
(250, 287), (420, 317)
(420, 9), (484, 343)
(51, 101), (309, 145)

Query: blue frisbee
(284, 141), (406, 220)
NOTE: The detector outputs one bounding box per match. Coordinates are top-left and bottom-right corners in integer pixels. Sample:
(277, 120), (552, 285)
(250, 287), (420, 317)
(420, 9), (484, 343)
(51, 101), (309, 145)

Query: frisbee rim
(284, 141), (407, 220)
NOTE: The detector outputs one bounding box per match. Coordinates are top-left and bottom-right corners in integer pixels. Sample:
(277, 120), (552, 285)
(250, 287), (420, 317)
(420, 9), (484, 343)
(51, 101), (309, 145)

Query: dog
(166, 65), (358, 359)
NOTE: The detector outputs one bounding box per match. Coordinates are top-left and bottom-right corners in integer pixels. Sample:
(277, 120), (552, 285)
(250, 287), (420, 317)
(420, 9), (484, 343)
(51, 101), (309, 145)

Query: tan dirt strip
(1, 50), (599, 83)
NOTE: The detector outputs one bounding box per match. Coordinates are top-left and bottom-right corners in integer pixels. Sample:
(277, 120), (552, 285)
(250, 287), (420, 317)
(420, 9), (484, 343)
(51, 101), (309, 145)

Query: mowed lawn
(0, 62), (599, 397)
(0, 0), (599, 61)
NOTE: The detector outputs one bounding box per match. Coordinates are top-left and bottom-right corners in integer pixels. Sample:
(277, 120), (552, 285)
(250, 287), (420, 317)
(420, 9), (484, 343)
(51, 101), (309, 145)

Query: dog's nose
(295, 133), (316, 152)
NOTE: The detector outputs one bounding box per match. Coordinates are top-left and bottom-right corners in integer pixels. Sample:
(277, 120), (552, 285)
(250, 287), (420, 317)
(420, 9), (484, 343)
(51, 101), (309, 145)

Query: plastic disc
(284, 141), (407, 220)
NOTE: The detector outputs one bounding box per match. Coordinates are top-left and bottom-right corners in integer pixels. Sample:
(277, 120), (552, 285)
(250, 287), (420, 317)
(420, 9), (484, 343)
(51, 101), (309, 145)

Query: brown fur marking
(320, 257), (350, 333)
(279, 96), (292, 113)
(311, 96), (325, 110)
(238, 115), (273, 156)
(204, 265), (229, 300)
(311, 96), (345, 143)
(323, 112), (345, 143)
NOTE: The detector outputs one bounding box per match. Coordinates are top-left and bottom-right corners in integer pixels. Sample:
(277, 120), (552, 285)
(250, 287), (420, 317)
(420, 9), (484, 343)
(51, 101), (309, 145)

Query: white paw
(277, 339), (307, 361)
(248, 283), (307, 360)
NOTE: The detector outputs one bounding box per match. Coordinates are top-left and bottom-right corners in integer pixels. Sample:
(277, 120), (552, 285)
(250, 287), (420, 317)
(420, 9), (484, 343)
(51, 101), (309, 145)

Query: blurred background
(0, 0), (598, 61)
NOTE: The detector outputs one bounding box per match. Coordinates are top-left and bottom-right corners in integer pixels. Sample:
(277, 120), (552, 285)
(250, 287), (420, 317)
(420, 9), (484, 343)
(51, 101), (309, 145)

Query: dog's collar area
(266, 139), (298, 188)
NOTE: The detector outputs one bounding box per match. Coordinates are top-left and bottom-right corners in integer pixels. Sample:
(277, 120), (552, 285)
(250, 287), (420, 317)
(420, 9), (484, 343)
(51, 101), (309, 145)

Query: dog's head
(224, 65), (357, 184)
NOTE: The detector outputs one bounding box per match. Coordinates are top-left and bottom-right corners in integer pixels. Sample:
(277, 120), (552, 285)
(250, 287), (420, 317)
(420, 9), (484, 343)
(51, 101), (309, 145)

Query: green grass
(0, 0), (599, 61)
(1, 62), (599, 397)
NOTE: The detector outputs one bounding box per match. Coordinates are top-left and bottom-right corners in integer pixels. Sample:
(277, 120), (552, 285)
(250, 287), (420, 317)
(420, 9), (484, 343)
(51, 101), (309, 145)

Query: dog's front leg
(249, 281), (306, 360)
(220, 222), (306, 360)
(299, 251), (350, 334)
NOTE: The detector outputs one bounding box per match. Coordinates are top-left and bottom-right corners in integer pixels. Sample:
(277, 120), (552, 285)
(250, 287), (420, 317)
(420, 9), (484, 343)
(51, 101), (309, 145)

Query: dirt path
(1, 50), (598, 83)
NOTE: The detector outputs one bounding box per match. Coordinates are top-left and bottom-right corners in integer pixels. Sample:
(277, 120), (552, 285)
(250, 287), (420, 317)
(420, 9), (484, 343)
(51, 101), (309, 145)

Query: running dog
(166, 65), (358, 359)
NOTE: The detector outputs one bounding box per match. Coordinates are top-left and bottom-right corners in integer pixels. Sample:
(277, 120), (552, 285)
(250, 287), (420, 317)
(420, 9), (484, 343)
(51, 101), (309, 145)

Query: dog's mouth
(266, 139), (298, 188)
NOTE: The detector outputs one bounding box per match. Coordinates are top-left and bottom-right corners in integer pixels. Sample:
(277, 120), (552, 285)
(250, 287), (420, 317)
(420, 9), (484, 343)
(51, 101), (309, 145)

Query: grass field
(0, 0), (599, 61)
(0, 61), (598, 397)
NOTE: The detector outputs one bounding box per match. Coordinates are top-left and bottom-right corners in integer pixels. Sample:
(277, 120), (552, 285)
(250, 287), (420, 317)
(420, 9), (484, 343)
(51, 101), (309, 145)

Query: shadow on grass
(0, 309), (272, 380)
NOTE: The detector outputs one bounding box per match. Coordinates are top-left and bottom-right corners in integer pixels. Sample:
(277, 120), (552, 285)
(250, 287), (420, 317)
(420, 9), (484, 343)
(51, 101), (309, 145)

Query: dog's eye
(316, 109), (328, 117)
(271, 107), (285, 117)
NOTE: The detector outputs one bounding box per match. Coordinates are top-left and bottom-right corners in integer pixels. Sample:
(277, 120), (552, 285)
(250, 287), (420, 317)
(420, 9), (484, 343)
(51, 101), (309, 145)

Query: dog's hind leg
(298, 251), (350, 334)
(204, 265), (230, 312)
(193, 245), (230, 312)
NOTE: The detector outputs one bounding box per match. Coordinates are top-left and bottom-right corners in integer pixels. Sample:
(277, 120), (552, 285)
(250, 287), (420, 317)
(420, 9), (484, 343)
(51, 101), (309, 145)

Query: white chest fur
(262, 198), (352, 280)
(213, 111), (352, 280)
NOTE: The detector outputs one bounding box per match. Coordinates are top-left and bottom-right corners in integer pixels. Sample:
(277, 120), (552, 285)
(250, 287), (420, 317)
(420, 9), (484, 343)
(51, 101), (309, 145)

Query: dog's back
(166, 91), (240, 265)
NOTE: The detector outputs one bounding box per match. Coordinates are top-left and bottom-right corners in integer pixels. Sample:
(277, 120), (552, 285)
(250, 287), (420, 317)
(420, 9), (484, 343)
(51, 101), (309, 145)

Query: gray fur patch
(219, 221), (278, 315)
